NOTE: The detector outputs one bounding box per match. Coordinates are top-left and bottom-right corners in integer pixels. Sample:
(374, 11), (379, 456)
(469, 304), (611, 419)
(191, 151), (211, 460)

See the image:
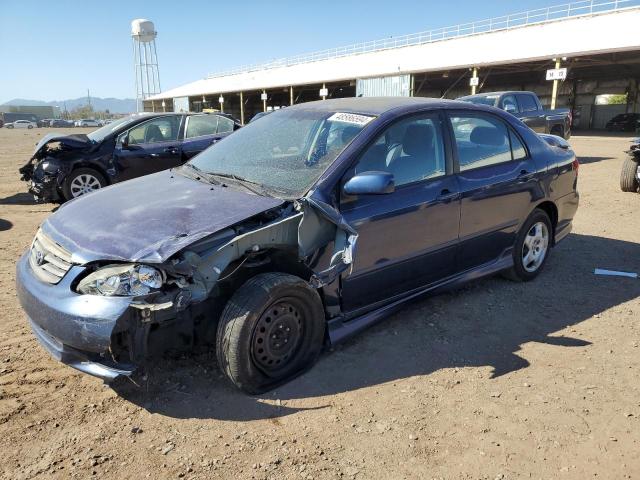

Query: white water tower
(131, 19), (161, 112)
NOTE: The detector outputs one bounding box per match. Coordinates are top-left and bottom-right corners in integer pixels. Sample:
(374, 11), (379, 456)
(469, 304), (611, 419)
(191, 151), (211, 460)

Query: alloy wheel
(69, 173), (102, 197)
(522, 221), (549, 273)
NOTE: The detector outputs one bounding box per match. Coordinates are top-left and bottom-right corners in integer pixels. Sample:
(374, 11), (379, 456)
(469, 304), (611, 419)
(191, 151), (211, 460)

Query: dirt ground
(0, 127), (639, 480)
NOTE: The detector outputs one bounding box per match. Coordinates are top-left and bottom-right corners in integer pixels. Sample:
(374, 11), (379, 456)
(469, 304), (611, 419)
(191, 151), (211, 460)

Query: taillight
(572, 157), (580, 173)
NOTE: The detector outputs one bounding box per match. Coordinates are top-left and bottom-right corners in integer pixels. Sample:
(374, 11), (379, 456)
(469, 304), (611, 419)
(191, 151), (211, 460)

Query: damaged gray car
(16, 98), (579, 393)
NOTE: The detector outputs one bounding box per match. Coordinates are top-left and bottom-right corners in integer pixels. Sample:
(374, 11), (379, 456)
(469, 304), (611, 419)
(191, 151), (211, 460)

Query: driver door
(339, 112), (461, 313)
(113, 115), (183, 181)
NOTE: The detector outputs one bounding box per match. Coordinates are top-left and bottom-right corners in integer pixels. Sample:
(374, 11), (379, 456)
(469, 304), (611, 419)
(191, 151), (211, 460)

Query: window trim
(445, 110), (530, 174)
(184, 114), (219, 140)
(339, 110), (453, 203)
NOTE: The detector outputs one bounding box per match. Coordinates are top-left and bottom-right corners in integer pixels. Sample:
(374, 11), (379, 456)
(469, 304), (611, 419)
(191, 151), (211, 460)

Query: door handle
(436, 189), (459, 202)
(210, 138), (221, 145)
(150, 153), (160, 158)
(517, 170), (534, 182)
(164, 147), (179, 154)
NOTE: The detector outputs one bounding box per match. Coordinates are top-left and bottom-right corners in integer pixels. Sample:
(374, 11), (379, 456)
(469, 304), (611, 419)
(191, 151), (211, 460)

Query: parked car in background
(620, 137), (640, 192)
(249, 111), (274, 123)
(458, 91), (572, 139)
(5, 120), (37, 129)
(75, 119), (101, 127)
(15, 97), (579, 393)
(606, 113), (640, 132)
(49, 119), (75, 128)
(19, 112), (241, 202)
(38, 118), (54, 128)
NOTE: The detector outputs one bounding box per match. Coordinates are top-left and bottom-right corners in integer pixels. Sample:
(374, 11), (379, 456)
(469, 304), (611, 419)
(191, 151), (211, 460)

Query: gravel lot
(0, 127), (639, 480)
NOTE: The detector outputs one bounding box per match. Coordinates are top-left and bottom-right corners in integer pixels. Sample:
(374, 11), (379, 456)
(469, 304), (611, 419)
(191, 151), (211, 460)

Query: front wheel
(504, 209), (552, 282)
(27, 125), (33, 129)
(620, 157), (639, 192)
(216, 273), (325, 394)
(62, 167), (106, 200)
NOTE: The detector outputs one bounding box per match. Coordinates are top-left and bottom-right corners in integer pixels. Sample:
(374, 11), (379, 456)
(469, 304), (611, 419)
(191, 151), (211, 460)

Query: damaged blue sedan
(16, 97), (579, 394)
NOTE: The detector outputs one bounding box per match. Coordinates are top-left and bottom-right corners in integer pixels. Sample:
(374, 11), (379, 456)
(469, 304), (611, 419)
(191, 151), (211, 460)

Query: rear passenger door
(339, 112), (461, 312)
(447, 111), (538, 271)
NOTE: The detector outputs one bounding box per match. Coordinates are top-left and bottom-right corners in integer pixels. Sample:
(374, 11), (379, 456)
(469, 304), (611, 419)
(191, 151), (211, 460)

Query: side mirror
(503, 103), (517, 114)
(120, 133), (130, 149)
(343, 171), (395, 196)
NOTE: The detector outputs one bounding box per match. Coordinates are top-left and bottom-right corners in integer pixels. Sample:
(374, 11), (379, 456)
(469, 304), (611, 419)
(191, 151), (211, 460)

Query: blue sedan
(16, 97), (579, 393)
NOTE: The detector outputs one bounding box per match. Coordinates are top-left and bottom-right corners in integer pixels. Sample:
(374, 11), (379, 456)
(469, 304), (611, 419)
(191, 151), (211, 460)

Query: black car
(16, 97), (579, 393)
(459, 91), (572, 139)
(49, 119), (75, 128)
(606, 113), (640, 132)
(19, 112), (241, 202)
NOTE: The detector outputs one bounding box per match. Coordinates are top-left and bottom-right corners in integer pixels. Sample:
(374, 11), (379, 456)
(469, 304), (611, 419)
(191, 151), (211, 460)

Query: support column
(262, 90), (267, 112)
(471, 67), (479, 95)
(239, 92), (244, 124)
(550, 58), (561, 110)
(410, 75), (415, 97)
(322, 83), (326, 100)
(290, 86), (294, 106)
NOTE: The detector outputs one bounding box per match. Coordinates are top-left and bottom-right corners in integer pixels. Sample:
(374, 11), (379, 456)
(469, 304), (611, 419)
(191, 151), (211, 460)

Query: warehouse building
(146, 0), (640, 128)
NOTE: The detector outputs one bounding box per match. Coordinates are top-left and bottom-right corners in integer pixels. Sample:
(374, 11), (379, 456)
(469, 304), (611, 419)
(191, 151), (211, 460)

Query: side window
(128, 116), (180, 145)
(450, 114), (512, 171)
(510, 130), (527, 161)
(186, 115), (218, 138)
(352, 114), (446, 187)
(216, 116), (235, 133)
(517, 94), (539, 113)
(500, 95), (519, 113)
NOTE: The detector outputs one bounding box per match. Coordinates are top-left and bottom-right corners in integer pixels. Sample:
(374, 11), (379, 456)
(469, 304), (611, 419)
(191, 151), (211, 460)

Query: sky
(0, 0), (562, 103)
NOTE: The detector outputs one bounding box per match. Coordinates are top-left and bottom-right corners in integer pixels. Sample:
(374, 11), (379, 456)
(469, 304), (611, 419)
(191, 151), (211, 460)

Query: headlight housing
(77, 264), (165, 296)
(39, 160), (61, 173)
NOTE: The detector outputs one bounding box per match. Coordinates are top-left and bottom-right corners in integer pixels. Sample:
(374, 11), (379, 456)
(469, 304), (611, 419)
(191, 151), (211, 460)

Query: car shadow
(578, 156), (616, 165)
(0, 219), (13, 231)
(113, 233), (640, 421)
(0, 192), (38, 205)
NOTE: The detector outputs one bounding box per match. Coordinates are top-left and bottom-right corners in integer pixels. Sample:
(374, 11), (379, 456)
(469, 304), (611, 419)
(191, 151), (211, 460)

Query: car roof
(285, 97), (471, 116)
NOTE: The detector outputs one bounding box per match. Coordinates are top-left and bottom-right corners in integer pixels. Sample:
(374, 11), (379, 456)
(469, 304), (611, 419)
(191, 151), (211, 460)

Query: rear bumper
(554, 191), (579, 245)
(16, 253), (136, 381)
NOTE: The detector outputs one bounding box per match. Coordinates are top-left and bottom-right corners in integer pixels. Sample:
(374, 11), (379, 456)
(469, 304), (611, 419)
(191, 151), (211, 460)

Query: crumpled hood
(31, 133), (91, 159)
(42, 169), (284, 264)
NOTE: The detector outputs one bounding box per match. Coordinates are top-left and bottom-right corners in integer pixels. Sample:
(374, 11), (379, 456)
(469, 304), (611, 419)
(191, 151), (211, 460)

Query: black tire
(62, 167), (107, 201)
(620, 157), (639, 192)
(7, 125), (13, 129)
(27, 125), (33, 129)
(216, 272), (325, 394)
(503, 209), (552, 282)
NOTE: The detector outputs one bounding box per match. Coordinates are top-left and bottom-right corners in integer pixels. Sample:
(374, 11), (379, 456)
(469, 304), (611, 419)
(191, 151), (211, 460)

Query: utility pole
(550, 58), (561, 110)
(471, 67), (479, 95)
(87, 89), (91, 108)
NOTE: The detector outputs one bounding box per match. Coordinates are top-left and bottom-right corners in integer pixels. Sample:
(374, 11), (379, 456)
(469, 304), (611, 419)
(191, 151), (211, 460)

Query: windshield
(86, 115), (144, 143)
(460, 95), (500, 106)
(186, 108), (374, 198)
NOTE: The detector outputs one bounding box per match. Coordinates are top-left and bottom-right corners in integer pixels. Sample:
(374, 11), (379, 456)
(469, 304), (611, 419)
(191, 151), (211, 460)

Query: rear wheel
(504, 209), (552, 282)
(63, 168), (106, 200)
(620, 157), (639, 192)
(216, 273), (325, 394)
(27, 125), (33, 129)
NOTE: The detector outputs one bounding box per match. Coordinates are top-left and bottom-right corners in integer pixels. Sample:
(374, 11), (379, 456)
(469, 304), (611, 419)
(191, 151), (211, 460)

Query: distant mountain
(2, 97), (136, 114)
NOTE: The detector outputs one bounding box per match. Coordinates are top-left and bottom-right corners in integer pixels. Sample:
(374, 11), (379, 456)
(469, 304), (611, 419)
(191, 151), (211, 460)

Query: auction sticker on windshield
(327, 112), (375, 126)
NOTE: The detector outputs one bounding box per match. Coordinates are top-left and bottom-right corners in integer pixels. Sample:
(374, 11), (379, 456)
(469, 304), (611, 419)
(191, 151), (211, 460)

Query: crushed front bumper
(16, 253), (136, 381)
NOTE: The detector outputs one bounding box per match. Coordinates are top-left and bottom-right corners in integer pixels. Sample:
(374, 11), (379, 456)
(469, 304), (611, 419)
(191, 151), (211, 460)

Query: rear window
(460, 95), (499, 107)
